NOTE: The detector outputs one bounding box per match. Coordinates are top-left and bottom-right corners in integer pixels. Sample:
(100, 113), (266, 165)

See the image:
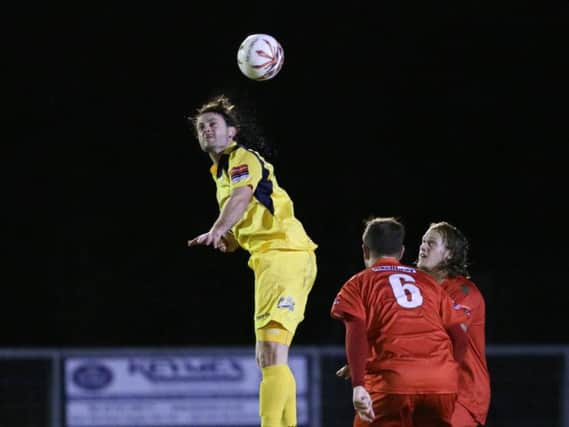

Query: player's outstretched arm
(210, 186), (253, 244)
(188, 186), (253, 250)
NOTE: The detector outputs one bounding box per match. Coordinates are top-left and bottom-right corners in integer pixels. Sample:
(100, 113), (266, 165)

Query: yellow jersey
(209, 142), (317, 254)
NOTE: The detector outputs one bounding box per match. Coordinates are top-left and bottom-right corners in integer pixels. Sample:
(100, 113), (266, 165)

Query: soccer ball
(237, 34), (284, 81)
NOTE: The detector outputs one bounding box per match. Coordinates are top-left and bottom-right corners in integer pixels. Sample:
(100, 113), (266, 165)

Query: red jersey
(442, 276), (491, 425)
(331, 258), (468, 394)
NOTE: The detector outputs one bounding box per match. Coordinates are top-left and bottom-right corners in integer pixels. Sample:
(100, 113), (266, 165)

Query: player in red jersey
(331, 217), (469, 427)
(417, 222), (490, 427)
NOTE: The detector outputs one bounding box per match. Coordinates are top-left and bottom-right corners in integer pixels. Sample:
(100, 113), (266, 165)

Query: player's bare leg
(256, 339), (289, 367)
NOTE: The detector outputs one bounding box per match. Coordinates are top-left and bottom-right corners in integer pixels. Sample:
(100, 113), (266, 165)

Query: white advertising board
(65, 353), (310, 426)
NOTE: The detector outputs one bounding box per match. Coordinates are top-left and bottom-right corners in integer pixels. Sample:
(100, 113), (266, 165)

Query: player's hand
(218, 232), (239, 253)
(188, 232), (210, 247)
(336, 364), (351, 380)
(353, 385), (375, 423)
(187, 228), (225, 249)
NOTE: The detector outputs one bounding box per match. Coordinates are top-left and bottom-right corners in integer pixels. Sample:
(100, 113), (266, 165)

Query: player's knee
(255, 321), (292, 367)
(256, 341), (278, 367)
(256, 341), (289, 367)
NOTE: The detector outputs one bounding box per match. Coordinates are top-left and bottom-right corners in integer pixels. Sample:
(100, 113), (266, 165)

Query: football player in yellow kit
(188, 95), (317, 427)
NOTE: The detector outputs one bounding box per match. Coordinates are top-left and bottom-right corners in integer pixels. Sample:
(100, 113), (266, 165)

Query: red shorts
(354, 393), (457, 427)
(450, 400), (479, 427)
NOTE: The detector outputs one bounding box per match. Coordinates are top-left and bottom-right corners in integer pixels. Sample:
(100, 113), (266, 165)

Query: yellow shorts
(248, 250), (317, 339)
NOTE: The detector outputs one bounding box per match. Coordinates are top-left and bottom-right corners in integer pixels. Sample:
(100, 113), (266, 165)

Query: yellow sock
(259, 364), (297, 427)
(282, 365), (297, 427)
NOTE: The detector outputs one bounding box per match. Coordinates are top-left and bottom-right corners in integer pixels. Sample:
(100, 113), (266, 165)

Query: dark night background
(3, 2), (567, 348)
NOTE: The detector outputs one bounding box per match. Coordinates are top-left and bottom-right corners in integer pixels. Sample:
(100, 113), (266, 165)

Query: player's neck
(366, 256), (399, 268)
(209, 152), (221, 163)
(208, 141), (235, 164)
(430, 269), (448, 284)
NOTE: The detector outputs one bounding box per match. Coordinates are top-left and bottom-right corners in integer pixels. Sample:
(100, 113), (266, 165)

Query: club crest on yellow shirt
(277, 296), (295, 311)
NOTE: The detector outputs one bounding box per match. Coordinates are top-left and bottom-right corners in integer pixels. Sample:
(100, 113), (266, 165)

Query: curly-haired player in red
(416, 222), (491, 427)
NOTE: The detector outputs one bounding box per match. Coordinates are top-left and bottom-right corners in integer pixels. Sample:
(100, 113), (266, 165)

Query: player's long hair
(427, 221), (470, 278)
(189, 95), (274, 159)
